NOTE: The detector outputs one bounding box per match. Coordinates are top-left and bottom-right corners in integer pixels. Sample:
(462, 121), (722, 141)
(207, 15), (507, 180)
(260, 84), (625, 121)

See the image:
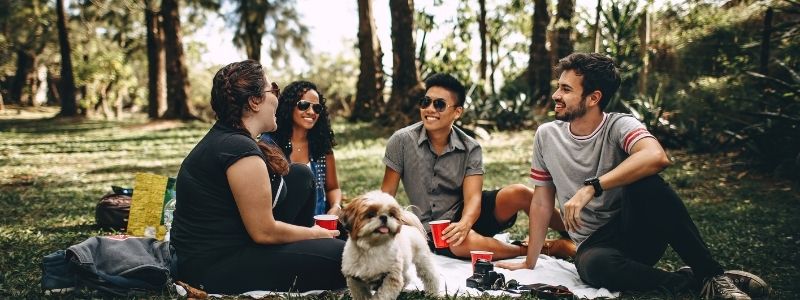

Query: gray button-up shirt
(383, 122), (484, 231)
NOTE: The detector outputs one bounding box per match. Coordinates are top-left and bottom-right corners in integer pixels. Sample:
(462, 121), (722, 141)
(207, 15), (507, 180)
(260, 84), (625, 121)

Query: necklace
(287, 140), (306, 152)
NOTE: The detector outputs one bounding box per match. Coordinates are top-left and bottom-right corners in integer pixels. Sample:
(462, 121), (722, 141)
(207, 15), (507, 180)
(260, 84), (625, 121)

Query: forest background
(1, 0), (799, 298)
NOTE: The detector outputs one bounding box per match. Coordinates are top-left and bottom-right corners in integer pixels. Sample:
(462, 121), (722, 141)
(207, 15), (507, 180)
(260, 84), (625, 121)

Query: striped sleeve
(529, 129), (554, 186)
(615, 117), (655, 153)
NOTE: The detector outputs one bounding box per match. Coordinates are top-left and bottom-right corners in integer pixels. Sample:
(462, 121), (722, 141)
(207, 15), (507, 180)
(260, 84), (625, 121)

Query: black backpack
(95, 186), (133, 231)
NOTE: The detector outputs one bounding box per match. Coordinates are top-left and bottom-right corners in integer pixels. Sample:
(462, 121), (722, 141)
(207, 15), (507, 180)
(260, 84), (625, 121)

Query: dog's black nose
(379, 215), (387, 223)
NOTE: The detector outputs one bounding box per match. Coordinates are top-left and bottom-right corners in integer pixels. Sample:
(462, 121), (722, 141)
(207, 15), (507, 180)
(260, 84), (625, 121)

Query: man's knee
(576, 248), (624, 288)
(497, 184), (533, 209)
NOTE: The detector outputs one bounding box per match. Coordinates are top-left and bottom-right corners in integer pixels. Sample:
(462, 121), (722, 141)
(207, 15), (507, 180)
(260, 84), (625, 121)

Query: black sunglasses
(296, 100), (323, 114)
(268, 82), (281, 98)
(419, 96), (457, 112)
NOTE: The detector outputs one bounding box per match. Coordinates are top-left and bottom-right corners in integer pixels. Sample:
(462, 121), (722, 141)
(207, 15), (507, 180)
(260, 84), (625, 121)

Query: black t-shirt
(172, 122), (280, 260)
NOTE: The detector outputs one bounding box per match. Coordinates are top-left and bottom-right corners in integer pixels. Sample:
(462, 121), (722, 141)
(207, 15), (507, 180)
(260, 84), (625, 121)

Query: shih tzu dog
(339, 191), (440, 300)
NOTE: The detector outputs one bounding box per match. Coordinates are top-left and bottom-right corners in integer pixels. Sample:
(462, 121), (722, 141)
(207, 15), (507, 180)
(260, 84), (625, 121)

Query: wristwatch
(583, 177), (603, 197)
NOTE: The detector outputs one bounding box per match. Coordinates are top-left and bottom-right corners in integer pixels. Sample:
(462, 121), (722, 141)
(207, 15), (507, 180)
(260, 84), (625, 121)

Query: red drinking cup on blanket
(470, 250), (494, 271)
(314, 214), (339, 230)
(429, 220), (451, 249)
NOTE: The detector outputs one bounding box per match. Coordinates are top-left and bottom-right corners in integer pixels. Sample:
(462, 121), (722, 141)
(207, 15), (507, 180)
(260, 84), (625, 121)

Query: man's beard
(555, 98), (588, 122)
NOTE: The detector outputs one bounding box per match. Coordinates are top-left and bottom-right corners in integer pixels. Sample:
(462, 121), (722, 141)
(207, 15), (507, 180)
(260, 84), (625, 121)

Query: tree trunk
(593, 0), (602, 53)
(145, 0), (167, 119)
(240, 0), (268, 61)
(161, 0), (196, 120)
(760, 7), (773, 109)
(352, 0), (385, 122)
(529, 0), (551, 107)
(386, 0), (424, 125)
(56, 0), (78, 117)
(10, 50), (35, 105)
(479, 0), (488, 93)
(555, 0), (574, 60)
(638, 4), (650, 95)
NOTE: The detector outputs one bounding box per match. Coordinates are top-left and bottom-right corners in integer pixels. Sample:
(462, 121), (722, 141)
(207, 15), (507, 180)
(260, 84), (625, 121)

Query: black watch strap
(583, 177), (603, 197)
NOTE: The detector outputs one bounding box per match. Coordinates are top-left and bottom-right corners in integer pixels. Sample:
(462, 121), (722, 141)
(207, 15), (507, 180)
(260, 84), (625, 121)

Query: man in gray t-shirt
(497, 53), (764, 300)
(381, 73), (575, 261)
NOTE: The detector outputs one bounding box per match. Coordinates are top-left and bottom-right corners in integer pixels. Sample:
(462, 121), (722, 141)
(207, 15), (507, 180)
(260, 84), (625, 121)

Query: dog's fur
(339, 191), (440, 300)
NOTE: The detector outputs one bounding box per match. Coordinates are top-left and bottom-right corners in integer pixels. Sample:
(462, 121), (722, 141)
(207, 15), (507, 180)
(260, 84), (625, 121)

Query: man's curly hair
(272, 80), (336, 158)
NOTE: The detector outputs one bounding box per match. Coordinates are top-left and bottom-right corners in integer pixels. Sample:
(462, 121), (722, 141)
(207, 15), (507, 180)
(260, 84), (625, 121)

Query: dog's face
(340, 191), (406, 245)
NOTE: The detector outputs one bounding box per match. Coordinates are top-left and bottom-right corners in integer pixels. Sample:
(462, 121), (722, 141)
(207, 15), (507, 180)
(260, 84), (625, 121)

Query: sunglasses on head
(296, 100), (323, 114)
(418, 96), (457, 112)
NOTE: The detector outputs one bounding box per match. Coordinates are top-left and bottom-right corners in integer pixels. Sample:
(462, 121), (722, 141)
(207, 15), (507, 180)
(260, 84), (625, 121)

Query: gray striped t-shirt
(530, 113), (654, 247)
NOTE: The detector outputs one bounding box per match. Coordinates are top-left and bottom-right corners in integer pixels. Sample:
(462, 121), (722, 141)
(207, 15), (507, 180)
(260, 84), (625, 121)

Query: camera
(466, 259), (506, 290)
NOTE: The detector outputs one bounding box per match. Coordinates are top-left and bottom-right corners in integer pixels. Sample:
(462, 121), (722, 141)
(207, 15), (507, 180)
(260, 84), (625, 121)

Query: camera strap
(504, 282), (577, 300)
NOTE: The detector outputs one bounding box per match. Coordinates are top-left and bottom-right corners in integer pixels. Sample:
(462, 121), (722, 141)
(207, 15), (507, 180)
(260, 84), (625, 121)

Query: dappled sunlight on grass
(1, 110), (798, 298)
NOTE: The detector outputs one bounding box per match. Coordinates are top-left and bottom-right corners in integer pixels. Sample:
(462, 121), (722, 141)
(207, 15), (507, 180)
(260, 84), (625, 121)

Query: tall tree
(145, 0), (167, 119)
(3, 0), (51, 106)
(593, 0), (601, 52)
(161, 0), (196, 120)
(478, 0), (488, 91)
(638, 2), (651, 95)
(386, 0), (424, 125)
(56, 0), (77, 116)
(555, 0), (574, 60)
(352, 0), (385, 122)
(528, 0), (551, 108)
(230, 0), (309, 65)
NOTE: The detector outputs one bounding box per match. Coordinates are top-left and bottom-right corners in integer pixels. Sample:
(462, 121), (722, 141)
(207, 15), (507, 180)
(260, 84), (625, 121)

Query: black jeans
(181, 164), (346, 294)
(574, 175), (724, 292)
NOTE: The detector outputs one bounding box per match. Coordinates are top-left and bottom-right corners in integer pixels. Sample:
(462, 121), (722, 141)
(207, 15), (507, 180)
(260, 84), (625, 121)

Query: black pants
(574, 175), (723, 292)
(182, 164), (346, 294)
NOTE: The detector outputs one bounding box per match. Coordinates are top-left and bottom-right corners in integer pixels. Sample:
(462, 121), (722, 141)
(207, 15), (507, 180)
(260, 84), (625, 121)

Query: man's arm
(496, 184), (556, 270)
(563, 137), (670, 231)
(380, 166), (401, 197)
(443, 174), (482, 246)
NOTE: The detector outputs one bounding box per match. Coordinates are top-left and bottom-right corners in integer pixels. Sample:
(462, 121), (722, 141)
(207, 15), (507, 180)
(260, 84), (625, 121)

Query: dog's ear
(339, 197), (364, 233)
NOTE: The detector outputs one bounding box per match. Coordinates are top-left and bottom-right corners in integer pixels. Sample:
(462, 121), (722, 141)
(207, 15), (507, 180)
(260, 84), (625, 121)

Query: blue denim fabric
(261, 133), (328, 214)
(41, 236), (176, 296)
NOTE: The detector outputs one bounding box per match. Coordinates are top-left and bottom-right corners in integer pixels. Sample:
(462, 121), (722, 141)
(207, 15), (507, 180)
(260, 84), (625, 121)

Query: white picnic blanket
(404, 253), (618, 299)
(184, 254), (617, 299)
(181, 234), (618, 299)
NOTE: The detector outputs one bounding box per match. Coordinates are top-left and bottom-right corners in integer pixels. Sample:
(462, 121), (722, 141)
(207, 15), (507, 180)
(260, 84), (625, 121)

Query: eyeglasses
(419, 96), (458, 112)
(296, 99), (323, 114)
(268, 82), (281, 98)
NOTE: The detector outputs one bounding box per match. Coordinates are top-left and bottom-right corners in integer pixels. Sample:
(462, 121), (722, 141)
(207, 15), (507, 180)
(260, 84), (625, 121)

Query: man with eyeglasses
(380, 73), (575, 261)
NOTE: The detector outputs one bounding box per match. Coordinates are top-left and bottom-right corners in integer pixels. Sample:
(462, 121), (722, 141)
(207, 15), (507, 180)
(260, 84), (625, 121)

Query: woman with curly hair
(261, 80), (342, 216)
(171, 61), (345, 294)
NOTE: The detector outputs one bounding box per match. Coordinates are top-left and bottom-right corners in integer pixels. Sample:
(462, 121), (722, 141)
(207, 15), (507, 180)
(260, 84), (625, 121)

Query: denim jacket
(261, 134), (328, 215)
(41, 235), (175, 296)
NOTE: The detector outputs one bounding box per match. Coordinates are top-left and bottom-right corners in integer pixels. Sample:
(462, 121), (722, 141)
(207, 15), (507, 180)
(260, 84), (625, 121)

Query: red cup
(429, 220), (451, 249)
(470, 250), (494, 270)
(314, 214), (338, 230)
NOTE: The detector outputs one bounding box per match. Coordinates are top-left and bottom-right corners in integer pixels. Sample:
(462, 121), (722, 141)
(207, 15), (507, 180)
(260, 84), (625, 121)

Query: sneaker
(724, 270), (771, 298)
(678, 267), (771, 299)
(701, 275), (751, 300)
(541, 238), (576, 259)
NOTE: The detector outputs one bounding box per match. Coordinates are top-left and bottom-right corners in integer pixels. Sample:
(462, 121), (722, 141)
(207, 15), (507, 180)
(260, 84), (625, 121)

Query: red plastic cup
(470, 250), (494, 270)
(314, 214), (338, 230)
(429, 220), (451, 249)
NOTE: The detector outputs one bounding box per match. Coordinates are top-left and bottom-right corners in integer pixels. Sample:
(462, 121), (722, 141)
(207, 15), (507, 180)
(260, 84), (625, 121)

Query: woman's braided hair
(273, 80), (336, 158)
(210, 60), (288, 175)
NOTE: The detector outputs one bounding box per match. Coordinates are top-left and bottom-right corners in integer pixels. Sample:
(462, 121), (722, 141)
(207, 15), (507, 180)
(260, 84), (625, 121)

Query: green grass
(1, 107), (798, 299)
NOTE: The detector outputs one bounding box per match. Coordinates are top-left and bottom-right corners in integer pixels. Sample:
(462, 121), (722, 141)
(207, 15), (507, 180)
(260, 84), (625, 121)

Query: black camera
(466, 259), (506, 291)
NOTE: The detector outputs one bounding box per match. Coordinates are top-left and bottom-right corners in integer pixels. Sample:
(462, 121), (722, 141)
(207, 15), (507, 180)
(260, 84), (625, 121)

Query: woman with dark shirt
(171, 60), (346, 294)
(261, 81), (342, 216)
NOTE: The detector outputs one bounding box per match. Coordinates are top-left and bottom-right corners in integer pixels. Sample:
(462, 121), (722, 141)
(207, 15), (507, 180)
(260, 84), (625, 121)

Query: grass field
(1, 106), (798, 299)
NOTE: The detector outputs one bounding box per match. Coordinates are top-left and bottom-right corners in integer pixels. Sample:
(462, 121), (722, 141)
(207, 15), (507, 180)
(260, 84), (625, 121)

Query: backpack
(95, 186), (133, 231)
